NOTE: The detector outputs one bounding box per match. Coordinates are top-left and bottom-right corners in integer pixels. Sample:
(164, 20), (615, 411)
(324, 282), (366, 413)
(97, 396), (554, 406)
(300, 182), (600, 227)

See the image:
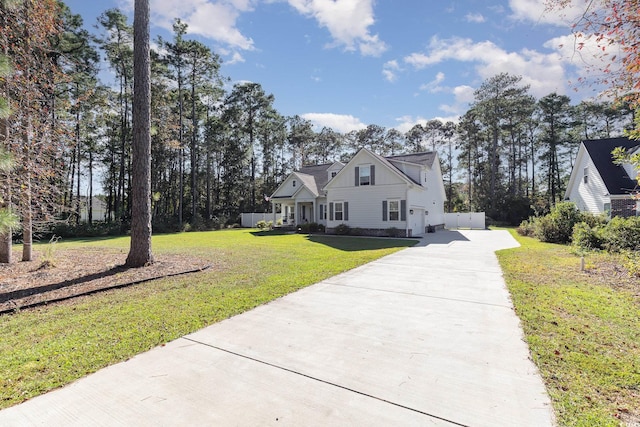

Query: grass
(496, 230), (640, 427)
(0, 229), (415, 409)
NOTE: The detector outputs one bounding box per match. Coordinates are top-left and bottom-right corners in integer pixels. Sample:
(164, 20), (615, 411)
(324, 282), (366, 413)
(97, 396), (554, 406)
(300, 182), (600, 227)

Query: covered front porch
(271, 198), (321, 227)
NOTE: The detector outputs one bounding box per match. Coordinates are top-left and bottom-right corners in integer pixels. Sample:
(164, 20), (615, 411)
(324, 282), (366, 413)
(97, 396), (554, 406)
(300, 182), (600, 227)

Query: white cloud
(382, 60), (401, 82)
(301, 113), (367, 133)
(404, 36), (569, 98)
(287, 0), (387, 56)
(508, 0), (594, 26)
(419, 72), (446, 93)
(394, 115), (458, 134)
(465, 12), (485, 23)
(226, 51), (246, 64)
(439, 85), (475, 116)
(544, 33), (623, 75)
(146, 0), (256, 51)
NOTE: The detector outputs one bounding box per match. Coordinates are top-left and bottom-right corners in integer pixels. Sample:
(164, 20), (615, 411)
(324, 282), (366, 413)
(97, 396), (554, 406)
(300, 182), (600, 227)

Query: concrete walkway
(0, 230), (555, 426)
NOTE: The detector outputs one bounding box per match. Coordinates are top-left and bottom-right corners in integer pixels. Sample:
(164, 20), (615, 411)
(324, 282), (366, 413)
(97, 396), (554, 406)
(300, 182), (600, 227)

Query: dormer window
(331, 171), (337, 178)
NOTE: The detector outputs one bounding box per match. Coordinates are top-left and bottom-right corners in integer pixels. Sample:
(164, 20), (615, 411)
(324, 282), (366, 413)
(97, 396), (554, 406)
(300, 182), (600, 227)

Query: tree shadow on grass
(306, 235), (418, 252)
(250, 229), (292, 237)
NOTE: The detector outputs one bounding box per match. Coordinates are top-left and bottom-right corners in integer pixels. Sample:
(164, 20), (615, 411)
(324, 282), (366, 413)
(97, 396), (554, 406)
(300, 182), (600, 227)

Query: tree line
(0, 1), (635, 262)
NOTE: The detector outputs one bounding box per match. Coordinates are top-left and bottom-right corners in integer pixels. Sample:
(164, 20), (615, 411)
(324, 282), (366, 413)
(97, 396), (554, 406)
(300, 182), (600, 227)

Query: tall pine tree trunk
(126, 0), (153, 267)
(21, 119), (32, 262)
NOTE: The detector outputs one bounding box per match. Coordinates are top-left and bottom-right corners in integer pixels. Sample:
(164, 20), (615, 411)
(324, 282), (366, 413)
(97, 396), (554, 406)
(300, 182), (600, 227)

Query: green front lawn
(0, 229), (415, 409)
(497, 230), (640, 427)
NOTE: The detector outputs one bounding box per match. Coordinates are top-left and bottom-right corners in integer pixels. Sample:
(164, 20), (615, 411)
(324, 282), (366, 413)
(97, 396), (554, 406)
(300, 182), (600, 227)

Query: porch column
(312, 201), (316, 223)
(272, 201), (276, 225)
(294, 201), (299, 226)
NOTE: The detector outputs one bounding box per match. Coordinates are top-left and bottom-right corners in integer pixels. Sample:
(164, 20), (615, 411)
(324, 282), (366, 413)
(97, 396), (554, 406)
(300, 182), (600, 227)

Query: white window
(388, 200), (399, 221)
(335, 202), (344, 221)
(359, 165), (371, 186)
(583, 167), (588, 184)
(331, 171), (337, 178)
(292, 180), (296, 187)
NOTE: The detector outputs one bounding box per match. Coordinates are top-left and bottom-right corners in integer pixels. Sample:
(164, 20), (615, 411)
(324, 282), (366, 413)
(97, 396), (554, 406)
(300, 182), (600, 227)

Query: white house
(269, 148), (446, 237)
(565, 137), (639, 218)
(269, 161), (344, 226)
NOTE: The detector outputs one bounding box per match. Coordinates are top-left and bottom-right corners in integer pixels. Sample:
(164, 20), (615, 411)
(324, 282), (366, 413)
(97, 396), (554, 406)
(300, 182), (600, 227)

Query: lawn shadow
(306, 235), (417, 252)
(414, 230), (471, 247)
(250, 229), (292, 237)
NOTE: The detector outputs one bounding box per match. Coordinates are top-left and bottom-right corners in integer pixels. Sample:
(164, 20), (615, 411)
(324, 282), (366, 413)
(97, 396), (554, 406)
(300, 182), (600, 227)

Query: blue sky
(63, 0), (600, 134)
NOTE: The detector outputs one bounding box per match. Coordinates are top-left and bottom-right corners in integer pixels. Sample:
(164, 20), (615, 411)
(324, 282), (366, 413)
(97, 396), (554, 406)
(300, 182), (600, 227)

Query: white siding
(295, 187), (316, 202)
(328, 183), (408, 229)
(272, 175), (298, 198)
(567, 150), (610, 214)
(327, 150), (409, 229)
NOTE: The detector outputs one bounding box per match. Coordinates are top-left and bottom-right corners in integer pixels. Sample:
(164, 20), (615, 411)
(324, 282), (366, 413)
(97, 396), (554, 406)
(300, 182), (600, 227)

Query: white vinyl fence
(444, 212), (486, 229)
(241, 213), (274, 228)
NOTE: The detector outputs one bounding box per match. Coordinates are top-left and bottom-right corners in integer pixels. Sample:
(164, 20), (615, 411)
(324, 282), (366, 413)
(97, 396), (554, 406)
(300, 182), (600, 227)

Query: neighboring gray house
(564, 137), (639, 218)
(269, 148), (446, 236)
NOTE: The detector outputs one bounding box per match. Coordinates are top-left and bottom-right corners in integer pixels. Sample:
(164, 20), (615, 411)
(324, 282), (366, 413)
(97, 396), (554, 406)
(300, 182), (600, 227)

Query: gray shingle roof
(293, 151), (437, 192)
(583, 137), (639, 195)
(386, 152), (437, 168)
(298, 163), (334, 195)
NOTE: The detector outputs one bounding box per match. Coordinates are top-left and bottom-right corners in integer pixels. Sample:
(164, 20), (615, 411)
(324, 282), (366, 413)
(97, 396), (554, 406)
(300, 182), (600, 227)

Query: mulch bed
(0, 248), (211, 314)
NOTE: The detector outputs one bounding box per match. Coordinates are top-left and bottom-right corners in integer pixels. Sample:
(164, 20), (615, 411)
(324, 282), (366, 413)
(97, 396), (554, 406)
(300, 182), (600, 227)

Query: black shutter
(370, 165), (375, 186)
(329, 203), (334, 221)
(382, 200), (387, 221)
(354, 167), (359, 187)
(344, 202), (349, 221)
(401, 200), (407, 221)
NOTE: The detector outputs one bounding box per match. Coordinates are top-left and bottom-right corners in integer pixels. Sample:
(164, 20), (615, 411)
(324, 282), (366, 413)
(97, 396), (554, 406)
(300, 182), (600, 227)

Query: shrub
(516, 218), (536, 237)
(601, 216), (640, 252)
(580, 212), (607, 228)
(334, 223), (350, 235)
(534, 202), (582, 244)
(256, 220), (273, 230)
(572, 222), (604, 251)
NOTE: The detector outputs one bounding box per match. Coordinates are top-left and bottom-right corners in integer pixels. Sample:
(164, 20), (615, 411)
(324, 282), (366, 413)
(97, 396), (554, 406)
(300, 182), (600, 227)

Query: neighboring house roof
(583, 137), (639, 195)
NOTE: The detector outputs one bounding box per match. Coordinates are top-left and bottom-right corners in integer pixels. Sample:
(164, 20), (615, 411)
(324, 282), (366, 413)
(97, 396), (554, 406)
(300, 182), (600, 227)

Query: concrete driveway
(0, 230), (555, 426)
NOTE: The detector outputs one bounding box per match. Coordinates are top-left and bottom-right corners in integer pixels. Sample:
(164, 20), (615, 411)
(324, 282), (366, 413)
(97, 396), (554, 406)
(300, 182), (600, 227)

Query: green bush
(534, 202), (582, 244)
(516, 218), (536, 237)
(48, 222), (123, 238)
(601, 216), (640, 252)
(572, 221), (604, 251)
(334, 223), (350, 235)
(256, 220), (273, 230)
